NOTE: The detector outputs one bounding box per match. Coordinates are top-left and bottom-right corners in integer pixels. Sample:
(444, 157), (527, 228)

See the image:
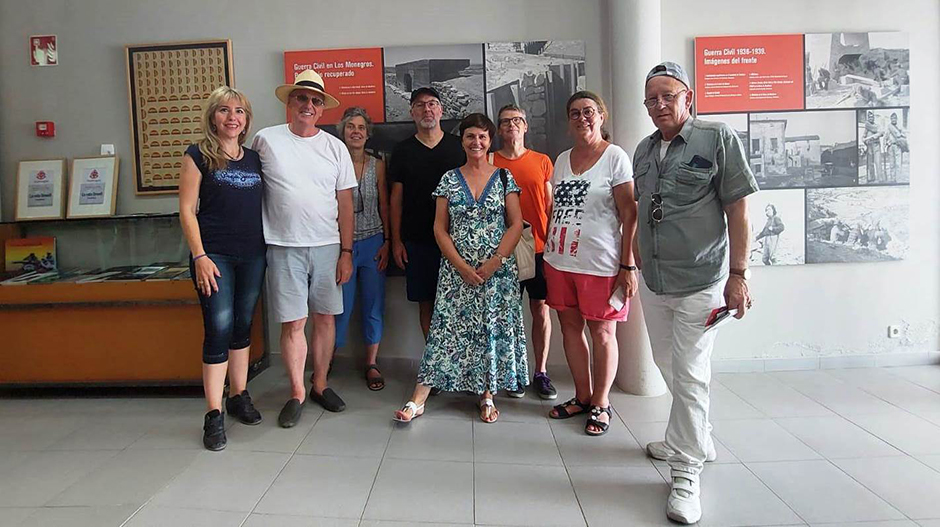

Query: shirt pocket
(673, 164), (714, 205)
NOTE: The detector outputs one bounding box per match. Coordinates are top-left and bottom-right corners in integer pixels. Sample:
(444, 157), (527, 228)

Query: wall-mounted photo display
(15, 159), (66, 221)
(703, 113), (749, 153)
(749, 110), (858, 189)
(857, 108), (909, 185)
(696, 31), (909, 265)
(805, 32), (909, 109)
(126, 40), (234, 195)
(747, 189), (805, 266)
(485, 41), (585, 161)
(383, 44), (485, 123)
(289, 40), (585, 166)
(806, 186), (908, 263)
(67, 156), (120, 219)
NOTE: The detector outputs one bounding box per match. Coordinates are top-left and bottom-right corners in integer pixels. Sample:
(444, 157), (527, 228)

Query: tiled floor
(2, 362), (940, 526)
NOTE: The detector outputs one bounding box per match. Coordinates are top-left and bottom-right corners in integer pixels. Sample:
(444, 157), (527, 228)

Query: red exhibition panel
(694, 34), (804, 114)
(283, 47), (385, 125)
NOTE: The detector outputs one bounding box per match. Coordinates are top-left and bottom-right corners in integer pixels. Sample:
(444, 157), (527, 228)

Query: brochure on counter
(1, 262), (190, 286)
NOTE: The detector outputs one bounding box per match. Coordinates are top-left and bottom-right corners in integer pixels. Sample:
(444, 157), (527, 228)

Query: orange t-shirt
(493, 150), (553, 253)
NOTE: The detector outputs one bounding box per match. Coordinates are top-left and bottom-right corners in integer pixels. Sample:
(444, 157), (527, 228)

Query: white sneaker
(646, 440), (717, 462)
(666, 474), (702, 524)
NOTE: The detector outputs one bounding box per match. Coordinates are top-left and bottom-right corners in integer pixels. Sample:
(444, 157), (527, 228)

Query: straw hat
(275, 69), (340, 109)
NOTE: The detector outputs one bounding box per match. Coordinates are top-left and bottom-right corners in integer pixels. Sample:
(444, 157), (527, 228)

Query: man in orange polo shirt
(491, 104), (556, 400)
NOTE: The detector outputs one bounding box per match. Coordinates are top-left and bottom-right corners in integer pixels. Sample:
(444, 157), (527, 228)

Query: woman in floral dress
(393, 113), (528, 424)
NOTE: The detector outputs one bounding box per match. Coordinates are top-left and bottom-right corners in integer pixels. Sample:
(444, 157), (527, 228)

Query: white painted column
(608, 0), (668, 396)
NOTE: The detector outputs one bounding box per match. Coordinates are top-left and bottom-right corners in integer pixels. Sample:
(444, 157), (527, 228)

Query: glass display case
(0, 213), (268, 386)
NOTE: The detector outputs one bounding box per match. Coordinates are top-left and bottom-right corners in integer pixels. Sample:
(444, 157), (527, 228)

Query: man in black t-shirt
(389, 87), (466, 340)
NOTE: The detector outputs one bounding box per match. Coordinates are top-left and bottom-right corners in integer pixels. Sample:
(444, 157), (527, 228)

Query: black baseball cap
(410, 86), (442, 104)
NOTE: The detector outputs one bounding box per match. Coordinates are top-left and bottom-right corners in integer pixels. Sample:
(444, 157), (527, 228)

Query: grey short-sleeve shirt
(632, 118), (758, 295)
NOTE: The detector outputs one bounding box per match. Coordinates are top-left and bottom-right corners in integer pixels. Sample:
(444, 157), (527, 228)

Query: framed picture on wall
(126, 39), (234, 195)
(67, 156), (120, 219)
(15, 159), (66, 221)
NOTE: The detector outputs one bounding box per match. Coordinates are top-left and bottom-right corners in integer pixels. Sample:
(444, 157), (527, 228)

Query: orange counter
(0, 280), (266, 386)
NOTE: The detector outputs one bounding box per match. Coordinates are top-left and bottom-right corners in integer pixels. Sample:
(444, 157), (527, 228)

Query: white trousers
(640, 277), (725, 476)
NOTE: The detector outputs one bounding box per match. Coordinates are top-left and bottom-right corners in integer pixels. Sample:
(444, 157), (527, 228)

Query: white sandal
(479, 397), (499, 423)
(393, 401), (425, 423)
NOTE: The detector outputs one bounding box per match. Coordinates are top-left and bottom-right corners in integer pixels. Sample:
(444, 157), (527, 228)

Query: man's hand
(393, 239), (408, 269)
(615, 269), (638, 298)
(724, 275), (751, 319)
(336, 252), (353, 285)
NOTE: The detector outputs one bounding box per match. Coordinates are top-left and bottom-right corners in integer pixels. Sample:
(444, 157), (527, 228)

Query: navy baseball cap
(410, 86), (442, 104)
(646, 62), (691, 89)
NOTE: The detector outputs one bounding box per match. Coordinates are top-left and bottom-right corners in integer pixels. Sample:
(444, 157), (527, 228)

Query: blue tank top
(186, 144), (265, 257)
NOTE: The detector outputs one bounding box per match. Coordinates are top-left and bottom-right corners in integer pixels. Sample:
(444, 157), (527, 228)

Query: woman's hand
(195, 257), (221, 297)
(615, 268), (638, 299)
(475, 256), (502, 282)
(458, 262), (484, 286)
(375, 240), (390, 271)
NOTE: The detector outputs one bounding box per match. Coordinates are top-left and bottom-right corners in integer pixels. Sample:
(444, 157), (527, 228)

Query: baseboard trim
(713, 351), (940, 373)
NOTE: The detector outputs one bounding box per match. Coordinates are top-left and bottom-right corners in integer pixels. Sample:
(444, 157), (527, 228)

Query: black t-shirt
(388, 133), (466, 244)
(186, 144), (265, 257)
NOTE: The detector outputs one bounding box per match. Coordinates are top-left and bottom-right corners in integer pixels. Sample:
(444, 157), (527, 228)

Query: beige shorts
(266, 244), (343, 322)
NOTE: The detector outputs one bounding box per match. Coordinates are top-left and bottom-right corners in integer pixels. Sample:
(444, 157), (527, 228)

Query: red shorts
(544, 262), (629, 322)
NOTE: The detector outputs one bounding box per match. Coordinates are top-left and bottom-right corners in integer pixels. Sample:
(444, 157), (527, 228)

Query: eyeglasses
(568, 107), (598, 121)
(498, 116), (526, 127)
(643, 90), (688, 109)
(649, 193), (664, 225)
(412, 100), (441, 110)
(291, 93), (325, 107)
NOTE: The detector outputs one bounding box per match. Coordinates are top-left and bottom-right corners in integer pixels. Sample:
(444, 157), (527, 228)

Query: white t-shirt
(660, 139), (671, 161)
(251, 124), (357, 247)
(544, 144), (633, 277)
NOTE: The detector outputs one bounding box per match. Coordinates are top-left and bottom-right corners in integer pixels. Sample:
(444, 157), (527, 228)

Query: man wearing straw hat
(251, 69), (357, 427)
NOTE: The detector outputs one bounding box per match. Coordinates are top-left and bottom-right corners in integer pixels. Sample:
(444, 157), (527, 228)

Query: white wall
(661, 0), (940, 366)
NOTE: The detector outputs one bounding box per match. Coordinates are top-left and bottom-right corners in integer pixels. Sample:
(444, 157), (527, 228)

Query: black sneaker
(534, 372), (557, 400)
(225, 390), (262, 425)
(203, 409), (226, 451)
(507, 385), (525, 398)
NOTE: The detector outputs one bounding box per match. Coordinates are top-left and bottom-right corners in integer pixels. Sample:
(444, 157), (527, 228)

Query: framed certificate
(15, 159), (66, 221)
(67, 156), (120, 219)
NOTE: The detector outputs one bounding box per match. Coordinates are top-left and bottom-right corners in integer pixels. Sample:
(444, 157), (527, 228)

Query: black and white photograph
(858, 108), (910, 185)
(704, 113), (748, 154)
(748, 189), (805, 266)
(749, 110), (857, 189)
(485, 40), (585, 161)
(383, 44), (484, 122)
(806, 186), (908, 263)
(805, 32), (910, 109)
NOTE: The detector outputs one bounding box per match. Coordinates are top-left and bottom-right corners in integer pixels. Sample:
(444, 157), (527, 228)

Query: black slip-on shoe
(309, 387), (346, 412)
(278, 398), (304, 428)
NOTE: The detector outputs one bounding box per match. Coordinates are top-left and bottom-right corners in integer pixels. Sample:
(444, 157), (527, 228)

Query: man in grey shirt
(633, 62), (758, 524)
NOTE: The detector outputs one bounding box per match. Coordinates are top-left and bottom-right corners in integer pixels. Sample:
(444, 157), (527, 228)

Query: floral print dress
(417, 168), (529, 394)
